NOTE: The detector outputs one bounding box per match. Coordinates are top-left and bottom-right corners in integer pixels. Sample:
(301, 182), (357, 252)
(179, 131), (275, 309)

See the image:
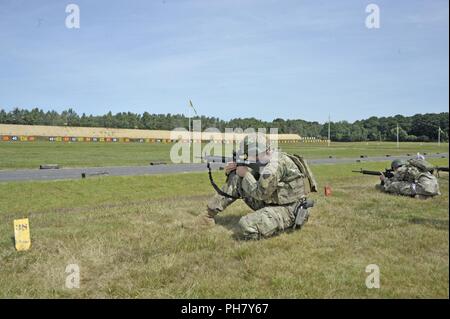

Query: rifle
(352, 168), (394, 179)
(352, 166), (449, 178)
(432, 166), (449, 177)
(199, 151), (267, 199)
(200, 151), (265, 172)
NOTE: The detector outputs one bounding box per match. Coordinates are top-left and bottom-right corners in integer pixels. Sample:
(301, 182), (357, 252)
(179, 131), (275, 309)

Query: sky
(0, 0), (448, 123)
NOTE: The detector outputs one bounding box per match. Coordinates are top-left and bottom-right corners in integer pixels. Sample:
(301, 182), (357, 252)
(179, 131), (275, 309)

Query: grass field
(0, 158), (448, 298)
(0, 141), (448, 169)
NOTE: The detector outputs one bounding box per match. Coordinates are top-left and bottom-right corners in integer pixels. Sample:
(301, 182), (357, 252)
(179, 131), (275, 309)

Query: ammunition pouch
(293, 198), (314, 230)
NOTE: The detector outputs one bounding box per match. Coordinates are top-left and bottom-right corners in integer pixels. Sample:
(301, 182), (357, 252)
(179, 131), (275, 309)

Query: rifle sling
(207, 163), (305, 206)
(207, 162), (241, 200)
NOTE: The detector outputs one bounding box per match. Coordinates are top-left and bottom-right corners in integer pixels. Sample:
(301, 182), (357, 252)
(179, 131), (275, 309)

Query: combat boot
(198, 209), (217, 227)
(184, 208), (217, 229)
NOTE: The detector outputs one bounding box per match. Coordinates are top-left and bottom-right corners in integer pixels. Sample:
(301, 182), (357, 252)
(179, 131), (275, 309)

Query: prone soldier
(377, 159), (441, 199)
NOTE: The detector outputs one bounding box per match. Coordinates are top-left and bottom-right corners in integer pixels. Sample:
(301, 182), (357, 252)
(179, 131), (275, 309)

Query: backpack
(416, 173), (441, 196)
(285, 153), (318, 194)
(407, 158), (434, 173)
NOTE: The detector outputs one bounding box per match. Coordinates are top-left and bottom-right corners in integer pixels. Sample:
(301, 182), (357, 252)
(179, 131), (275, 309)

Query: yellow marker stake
(14, 218), (31, 251)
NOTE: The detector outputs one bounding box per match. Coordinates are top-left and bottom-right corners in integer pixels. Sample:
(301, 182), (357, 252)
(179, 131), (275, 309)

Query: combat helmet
(391, 159), (407, 170)
(238, 132), (269, 159)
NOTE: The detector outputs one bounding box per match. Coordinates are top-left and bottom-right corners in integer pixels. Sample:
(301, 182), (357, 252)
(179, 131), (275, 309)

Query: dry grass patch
(0, 159), (448, 298)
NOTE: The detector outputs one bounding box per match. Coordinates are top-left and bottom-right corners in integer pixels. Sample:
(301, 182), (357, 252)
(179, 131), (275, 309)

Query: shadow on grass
(409, 218), (449, 230)
(214, 214), (249, 240)
(214, 214), (241, 230)
(214, 213), (295, 241)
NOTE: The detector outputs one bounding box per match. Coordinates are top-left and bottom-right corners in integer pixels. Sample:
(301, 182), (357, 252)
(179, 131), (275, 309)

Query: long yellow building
(0, 124), (314, 143)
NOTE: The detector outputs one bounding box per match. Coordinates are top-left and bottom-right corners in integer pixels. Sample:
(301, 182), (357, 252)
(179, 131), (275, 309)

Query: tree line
(0, 108), (448, 142)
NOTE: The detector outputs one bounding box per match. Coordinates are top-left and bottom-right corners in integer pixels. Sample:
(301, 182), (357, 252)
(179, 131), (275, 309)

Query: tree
(0, 108), (448, 142)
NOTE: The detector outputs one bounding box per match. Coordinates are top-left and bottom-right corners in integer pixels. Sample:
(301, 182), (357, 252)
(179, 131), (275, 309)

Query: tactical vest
(284, 153), (318, 194)
(268, 153), (318, 205)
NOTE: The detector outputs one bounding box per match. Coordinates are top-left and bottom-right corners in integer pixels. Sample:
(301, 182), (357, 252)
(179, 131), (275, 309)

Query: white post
(396, 124), (399, 149)
(438, 126), (441, 146)
(189, 103), (193, 142)
(327, 114), (331, 147)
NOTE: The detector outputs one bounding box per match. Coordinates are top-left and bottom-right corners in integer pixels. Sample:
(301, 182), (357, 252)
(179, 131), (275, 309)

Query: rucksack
(407, 158), (434, 173)
(416, 173), (441, 196)
(285, 153), (318, 194)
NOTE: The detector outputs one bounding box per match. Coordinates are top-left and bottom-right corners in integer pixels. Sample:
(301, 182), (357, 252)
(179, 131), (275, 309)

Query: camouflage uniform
(381, 164), (440, 197)
(207, 152), (307, 239)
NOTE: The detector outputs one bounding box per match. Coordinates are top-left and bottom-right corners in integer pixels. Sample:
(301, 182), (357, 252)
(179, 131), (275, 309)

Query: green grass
(0, 158), (448, 298)
(0, 141), (448, 169)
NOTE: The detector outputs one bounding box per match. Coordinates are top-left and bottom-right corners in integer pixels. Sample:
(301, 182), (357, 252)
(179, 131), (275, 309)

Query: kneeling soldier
(200, 133), (317, 240)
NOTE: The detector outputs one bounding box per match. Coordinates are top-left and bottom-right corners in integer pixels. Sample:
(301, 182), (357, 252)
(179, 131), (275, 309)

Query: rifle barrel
(352, 169), (382, 176)
(198, 155), (233, 163)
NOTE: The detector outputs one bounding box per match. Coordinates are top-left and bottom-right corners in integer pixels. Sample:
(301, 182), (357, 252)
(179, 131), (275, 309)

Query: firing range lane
(0, 153), (448, 182)
(0, 163), (218, 182)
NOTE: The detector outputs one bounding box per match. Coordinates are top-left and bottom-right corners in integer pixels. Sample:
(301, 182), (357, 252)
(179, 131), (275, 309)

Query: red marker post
(324, 185), (332, 196)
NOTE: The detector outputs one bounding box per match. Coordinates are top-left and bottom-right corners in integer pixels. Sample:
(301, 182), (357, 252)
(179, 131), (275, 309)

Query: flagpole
(188, 103), (191, 146)
(188, 100), (198, 151)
